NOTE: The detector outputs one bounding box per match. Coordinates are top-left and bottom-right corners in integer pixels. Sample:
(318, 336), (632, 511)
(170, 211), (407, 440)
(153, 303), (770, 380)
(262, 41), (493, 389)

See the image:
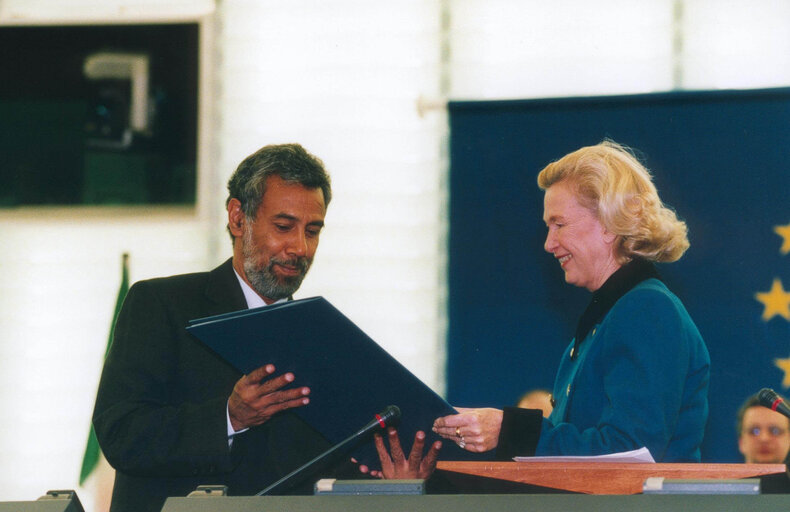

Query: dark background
(0, 24), (198, 206)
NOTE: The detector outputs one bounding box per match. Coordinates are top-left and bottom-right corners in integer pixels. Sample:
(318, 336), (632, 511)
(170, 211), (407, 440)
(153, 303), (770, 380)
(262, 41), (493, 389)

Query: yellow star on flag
(775, 357), (790, 389)
(755, 278), (790, 321)
(775, 224), (790, 255)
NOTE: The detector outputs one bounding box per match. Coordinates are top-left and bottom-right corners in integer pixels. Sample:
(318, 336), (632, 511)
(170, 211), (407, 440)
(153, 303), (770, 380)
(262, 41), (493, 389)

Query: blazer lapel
(204, 258), (248, 316)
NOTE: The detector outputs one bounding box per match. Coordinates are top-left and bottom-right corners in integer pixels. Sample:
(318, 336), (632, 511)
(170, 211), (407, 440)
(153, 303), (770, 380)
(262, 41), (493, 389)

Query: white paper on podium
(513, 446), (655, 463)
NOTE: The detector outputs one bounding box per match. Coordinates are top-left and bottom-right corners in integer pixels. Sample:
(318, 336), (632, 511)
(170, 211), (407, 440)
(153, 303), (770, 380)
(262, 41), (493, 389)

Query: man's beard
(242, 226), (312, 301)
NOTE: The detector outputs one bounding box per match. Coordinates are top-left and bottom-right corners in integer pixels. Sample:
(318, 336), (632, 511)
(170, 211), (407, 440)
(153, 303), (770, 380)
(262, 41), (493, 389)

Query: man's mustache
(268, 256), (310, 274)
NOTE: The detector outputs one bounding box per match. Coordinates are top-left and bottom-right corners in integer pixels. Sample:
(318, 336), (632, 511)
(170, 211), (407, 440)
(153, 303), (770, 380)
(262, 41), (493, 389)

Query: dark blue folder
(186, 296), (485, 467)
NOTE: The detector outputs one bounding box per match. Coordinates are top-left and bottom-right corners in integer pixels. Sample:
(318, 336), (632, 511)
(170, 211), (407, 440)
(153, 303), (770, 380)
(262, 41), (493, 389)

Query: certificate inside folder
(187, 296), (484, 466)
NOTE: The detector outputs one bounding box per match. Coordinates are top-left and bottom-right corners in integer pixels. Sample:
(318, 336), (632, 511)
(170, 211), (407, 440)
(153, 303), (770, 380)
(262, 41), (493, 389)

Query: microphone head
(378, 405), (401, 427)
(758, 388), (781, 409)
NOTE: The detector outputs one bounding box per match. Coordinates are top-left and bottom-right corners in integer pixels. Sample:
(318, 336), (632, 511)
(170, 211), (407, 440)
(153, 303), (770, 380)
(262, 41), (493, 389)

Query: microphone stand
(256, 405), (400, 496)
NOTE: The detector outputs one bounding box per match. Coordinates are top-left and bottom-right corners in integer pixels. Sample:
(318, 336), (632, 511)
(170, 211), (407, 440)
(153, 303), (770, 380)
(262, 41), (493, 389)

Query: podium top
(436, 461), (787, 494)
(161, 494), (790, 512)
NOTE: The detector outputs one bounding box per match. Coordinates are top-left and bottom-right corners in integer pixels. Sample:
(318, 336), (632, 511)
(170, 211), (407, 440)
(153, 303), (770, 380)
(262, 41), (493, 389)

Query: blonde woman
(434, 141), (710, 462)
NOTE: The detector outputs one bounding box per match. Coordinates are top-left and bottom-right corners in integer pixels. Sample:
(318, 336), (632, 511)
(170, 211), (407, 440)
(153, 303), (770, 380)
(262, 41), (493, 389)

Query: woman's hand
(432, 407), (503, 452)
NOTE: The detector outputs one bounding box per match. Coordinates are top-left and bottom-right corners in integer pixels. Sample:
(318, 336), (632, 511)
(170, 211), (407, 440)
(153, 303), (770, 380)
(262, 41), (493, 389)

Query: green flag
(79, 253), (129, 485)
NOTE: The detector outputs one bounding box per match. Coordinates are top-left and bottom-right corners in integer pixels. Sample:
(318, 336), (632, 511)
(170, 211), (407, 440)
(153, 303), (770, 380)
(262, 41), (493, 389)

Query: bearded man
(93, 144), (438, 512)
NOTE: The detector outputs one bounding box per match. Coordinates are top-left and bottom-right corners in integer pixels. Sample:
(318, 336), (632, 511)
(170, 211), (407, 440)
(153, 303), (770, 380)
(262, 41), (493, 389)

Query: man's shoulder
(139, 268), (211, 287)
(129, 259), (233, 298)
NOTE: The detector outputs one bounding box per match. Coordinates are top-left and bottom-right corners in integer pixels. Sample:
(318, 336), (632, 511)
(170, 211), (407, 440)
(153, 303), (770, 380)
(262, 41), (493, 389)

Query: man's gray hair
(225, 143), (331, 239)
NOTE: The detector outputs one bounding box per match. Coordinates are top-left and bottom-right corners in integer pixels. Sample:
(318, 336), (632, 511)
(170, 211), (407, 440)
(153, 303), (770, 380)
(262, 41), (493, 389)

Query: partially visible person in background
(737, 394), (790, 464)
(517, 389), (553, 418)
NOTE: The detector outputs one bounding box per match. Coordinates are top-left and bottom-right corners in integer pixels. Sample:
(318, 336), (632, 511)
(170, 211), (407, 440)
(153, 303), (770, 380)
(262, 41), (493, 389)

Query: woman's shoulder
(617, 278), (682, 310)
(603, 278), (699, 335)
(608, 278), (703, 342)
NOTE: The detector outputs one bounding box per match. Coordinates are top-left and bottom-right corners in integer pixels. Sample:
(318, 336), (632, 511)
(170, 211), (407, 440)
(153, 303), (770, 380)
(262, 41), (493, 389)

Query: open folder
(186, 296), (484, 467)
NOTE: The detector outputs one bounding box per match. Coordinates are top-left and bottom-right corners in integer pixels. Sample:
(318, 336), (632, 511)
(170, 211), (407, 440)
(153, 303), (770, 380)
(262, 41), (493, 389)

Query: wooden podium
(436, 461), (786, 494)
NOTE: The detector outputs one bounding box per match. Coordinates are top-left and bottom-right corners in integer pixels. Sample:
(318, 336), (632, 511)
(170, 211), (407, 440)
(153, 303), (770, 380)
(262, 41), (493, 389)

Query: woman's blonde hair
(537, 140), (689, 263)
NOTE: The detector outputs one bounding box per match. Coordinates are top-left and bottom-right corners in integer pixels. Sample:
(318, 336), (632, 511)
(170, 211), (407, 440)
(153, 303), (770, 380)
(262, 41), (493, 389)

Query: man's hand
(432, 407), (503, 453)
(228, 364), (310, 431)
(361, 427), (441, 479)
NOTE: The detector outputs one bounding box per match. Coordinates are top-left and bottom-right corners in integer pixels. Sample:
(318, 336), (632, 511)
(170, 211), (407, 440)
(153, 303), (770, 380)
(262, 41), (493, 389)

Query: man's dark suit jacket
(92, 259), (349, 512)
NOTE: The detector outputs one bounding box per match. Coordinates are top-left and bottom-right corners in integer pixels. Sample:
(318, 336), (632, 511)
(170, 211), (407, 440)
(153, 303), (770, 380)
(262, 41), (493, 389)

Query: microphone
(757, 388), (790, 419)
(255, 405), (401, 496)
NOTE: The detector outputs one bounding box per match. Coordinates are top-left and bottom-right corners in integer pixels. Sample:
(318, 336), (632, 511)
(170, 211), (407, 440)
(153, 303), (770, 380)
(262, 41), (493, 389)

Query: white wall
(0, 208), (210, 504)
(213, 0), (449, 389)
(448, 1), (677, 98)
(1, 0), (789, 508)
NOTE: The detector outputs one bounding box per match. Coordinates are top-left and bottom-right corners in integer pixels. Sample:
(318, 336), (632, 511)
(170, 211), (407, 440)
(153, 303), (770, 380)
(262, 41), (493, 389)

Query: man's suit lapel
(204, 258), (248, 316)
